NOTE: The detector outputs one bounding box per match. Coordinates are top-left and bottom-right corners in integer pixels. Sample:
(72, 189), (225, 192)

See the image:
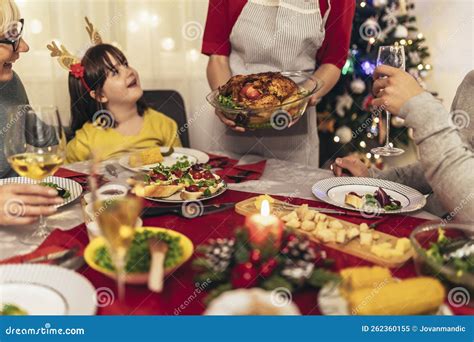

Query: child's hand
(214, 109), (245, 132)
(0, 184), (63, 226)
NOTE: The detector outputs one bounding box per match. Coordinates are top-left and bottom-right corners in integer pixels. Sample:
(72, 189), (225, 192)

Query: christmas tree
(317, 0), (432, 167)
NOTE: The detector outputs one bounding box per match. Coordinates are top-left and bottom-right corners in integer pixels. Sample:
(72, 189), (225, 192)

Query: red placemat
(3, 190), (472, 315)
(208, 153), (266, 183)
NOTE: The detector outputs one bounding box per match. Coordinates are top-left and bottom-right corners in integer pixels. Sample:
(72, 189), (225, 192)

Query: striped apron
(214, 0), (331, 167)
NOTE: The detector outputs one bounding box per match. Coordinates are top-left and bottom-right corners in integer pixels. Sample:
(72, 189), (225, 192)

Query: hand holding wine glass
(4, 105), (66, 244)
(371, 45), (406, 157)
(372, 65), (425, 114)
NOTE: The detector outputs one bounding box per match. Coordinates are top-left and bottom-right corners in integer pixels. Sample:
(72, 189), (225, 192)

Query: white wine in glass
(94, 195), (143, 301)
(4, 105), (66, 245)
(371, 45), (406, 157)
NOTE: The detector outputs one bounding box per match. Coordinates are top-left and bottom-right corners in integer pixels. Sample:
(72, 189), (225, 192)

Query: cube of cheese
(371, 244), (392, 258)
(318, 229), (336, 243)
(316, 220), (328, 231)
(359, 223), (369, 232)
(329, 220), (343, 230)
(395, 238), (411, 253)
(296, 204), (309, 220)
(285, 219), (301, 229)
(303, 210), (316, 221)
(360, 232), (373, 246)
(281, 211), (298, 222)
(389, 248), (404, 258)
(301, 220), (316, 232)
(336, 229), (347, 244)
(347, 227), (360, 239)
(373, 233), (380, 240)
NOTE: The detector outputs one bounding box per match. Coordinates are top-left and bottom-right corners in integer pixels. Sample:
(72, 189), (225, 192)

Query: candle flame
(261, 199), (270, 217)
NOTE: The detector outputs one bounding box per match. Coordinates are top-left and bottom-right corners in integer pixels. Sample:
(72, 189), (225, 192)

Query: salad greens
(426, 228), (474, 277)
(40, 182), (71, 199)
(95, 230), (183, 273)
(218, 94), (242, 109)
(1, 304), (28, 315)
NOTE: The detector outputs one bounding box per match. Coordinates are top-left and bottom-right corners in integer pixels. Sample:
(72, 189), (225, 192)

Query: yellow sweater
(66, 109), (182, 163)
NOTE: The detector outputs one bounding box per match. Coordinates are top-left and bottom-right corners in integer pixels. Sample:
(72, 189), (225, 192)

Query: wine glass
(4, 105), (66, 245)
(93, 191), (142, 301)
(371, 45), (406, 157)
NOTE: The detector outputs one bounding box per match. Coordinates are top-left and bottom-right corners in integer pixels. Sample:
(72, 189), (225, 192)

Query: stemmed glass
(93, 190), (142, 301)
(371, 45), (406, 156)
(4, 105), (66, 245)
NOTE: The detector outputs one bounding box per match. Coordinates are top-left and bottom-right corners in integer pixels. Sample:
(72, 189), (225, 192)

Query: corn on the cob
(340, 266), (392, 290)
(349, 277), (445, 315)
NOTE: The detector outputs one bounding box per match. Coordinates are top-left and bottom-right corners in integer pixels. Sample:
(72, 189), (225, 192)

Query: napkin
(207, 153), (266, 183)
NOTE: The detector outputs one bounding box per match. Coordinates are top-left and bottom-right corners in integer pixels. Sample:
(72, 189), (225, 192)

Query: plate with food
(410, 223), (474, 301)
(118, 146), (209, 172)
(128, 161), (227, 204)
(0, 264), (96, 315)
(0, 176), (83, 207)
(312, 177), (426, 215)
(207, 71), (323, 130)
(84, 227), (194, 284)
(318, 266), (452, 316)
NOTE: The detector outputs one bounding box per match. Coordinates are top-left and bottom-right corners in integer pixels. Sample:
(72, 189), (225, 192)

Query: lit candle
(245, 200), (283, 249)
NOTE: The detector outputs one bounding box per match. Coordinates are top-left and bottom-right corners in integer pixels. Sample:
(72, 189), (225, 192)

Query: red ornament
(260, 258), (278, 277)
(231, 262), (258, 288)
(70, 63), (85, 78)
(250, 249), (261, 264)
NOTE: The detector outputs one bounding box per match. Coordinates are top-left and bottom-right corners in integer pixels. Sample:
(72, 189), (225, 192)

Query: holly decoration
(193, 228), (339, 304)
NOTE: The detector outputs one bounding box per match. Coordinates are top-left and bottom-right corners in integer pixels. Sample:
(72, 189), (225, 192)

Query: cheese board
(235, 195), (414, 268)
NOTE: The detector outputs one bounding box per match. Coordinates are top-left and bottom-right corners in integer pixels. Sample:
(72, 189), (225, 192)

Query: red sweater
(202, 0), (355, 69)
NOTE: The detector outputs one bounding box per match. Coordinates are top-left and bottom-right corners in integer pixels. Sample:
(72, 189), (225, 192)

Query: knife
(27, 247), (79, 264)
(272, 203), (377, 218)
(141, 202), (235, 218)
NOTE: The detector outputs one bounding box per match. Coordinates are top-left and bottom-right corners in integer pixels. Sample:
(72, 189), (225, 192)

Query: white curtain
(14, 0), (216, 151)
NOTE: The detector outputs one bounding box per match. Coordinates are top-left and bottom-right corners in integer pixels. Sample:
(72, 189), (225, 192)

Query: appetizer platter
(312, 177), (426, 215)
(129, 161), (227, 204)
(119, 146), (209, 172)
(236, 195), (414, 268)
(84, 227), (194, 284)
(0, 176), (83, 207)
(318, 266), (452, 315)
(207, 71), (323, 129)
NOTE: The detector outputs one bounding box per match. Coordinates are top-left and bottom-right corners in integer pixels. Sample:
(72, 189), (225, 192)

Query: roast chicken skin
(218, 72), (299, 109)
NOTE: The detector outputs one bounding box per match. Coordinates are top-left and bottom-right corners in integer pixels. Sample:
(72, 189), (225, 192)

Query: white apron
(213, 0), (331, 167)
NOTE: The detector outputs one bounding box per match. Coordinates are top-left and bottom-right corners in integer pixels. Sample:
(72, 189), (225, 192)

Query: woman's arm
(206, 55), (232, 91)
(312, 63), (341, 100)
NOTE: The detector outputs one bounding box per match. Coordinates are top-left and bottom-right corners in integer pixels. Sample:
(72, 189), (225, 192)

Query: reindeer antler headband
(47, 17), (103, 92)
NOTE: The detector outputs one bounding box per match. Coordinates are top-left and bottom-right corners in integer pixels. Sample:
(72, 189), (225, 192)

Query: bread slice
(180, 190), (204, 200)
(129, 147), (164, 168)
(133, 184), (184, 198)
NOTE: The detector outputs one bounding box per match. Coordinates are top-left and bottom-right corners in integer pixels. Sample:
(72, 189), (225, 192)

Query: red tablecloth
(4, 190), (472, 315)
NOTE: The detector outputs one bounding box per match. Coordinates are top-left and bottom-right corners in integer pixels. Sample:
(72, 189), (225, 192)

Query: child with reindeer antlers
(49, 18), (182, 163)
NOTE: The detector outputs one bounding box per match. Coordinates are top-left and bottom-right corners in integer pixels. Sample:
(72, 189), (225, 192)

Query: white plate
(0, 176), (83, 208)
(118, 147), (210, 172)
(0, 264), (96, 315)
(144, 182), (228, 204)
(312, 177), (426, 215)
(318, 282), (452, 316)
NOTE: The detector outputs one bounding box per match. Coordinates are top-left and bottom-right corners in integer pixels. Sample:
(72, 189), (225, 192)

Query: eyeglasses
(0, 19), (24, 52)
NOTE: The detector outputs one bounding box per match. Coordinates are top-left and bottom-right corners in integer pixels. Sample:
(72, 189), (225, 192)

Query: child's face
(100, 54), (143, 107)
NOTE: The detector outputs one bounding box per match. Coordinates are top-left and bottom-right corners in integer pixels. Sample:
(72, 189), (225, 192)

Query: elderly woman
(333, 66), (474, 223)
(0, 0), (62, 226)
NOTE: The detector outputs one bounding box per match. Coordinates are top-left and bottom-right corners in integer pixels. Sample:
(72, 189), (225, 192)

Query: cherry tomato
(172, 170), (183, 178)
(203, 171), (214, 180)
(185, 185), (200, 192)
(191, 171), (203, 180)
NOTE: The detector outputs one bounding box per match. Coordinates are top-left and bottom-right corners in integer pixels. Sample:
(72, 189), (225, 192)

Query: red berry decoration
(250, 249), (261, 264)
(231, 262), (258, 288)
(260, 258), (278, 278)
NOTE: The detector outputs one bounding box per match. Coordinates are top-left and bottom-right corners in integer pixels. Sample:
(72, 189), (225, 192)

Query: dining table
(3, 150), (467, 316)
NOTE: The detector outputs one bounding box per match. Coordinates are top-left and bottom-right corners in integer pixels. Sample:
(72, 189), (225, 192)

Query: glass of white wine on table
(371, 45), (406, 157)
(93, 186), (143, 301)
(4, 105), (66, 245)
